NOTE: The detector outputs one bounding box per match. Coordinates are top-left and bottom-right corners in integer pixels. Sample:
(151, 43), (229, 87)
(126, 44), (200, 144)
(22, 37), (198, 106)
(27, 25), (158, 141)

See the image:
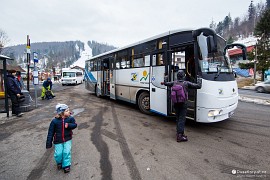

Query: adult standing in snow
(6, 69), (24, 117)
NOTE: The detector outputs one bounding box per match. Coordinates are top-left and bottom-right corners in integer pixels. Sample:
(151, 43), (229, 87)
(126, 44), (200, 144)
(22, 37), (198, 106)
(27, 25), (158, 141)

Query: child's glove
(46, 142), (52, 149)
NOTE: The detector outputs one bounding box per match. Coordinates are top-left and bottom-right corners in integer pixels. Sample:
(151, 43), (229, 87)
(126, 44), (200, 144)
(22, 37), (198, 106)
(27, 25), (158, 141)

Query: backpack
(45, 90), (53, 100)
(171, 81), (188, 103)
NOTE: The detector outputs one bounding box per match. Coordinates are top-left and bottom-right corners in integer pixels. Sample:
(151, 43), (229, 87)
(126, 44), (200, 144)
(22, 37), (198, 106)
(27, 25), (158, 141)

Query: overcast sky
(1, 0), (264, 48)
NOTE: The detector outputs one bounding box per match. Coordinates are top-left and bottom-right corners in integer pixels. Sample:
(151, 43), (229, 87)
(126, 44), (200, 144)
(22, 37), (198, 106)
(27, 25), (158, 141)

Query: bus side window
(94, 61), (97, 71)
(121, 57), (129, 69)
(152, 53), (164, 66)
(116, 61), (120, 69)
(133, 56), (144, 67)
(97, 61), (101, 71)
(126, 58), (130, 68)
(110, 61), (114, 70)
(90, 61), (94, 71)
(158, 54), (164, 65)
(145, 55), (150, 66)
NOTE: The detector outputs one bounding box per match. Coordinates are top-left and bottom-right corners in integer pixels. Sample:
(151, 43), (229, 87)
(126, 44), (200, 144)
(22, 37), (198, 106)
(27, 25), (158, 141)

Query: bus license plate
(228, 111), (234, 118)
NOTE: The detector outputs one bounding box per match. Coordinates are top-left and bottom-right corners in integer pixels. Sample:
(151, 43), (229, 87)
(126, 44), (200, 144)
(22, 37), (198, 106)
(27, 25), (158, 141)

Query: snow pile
(71, 41), (92, 68)
(234, 36), (257, 46)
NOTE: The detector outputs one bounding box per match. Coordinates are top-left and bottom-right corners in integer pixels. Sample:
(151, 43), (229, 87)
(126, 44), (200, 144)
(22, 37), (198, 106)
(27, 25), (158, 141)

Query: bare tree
(0, 28), (10, 54)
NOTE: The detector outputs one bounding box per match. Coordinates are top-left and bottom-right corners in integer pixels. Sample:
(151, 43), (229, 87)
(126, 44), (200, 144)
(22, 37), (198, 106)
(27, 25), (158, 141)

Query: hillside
(2, 40), (117, 69)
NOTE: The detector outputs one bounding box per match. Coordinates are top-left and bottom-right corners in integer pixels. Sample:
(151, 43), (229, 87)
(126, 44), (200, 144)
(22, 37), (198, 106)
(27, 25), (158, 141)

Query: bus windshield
(63, 72), (75, 78)
(197, 33), (232, 74)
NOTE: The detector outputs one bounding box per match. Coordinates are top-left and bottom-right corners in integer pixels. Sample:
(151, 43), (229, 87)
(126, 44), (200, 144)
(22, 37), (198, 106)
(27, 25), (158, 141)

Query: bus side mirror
(207, 36), (217, 53)
(224, 43), (247, 60)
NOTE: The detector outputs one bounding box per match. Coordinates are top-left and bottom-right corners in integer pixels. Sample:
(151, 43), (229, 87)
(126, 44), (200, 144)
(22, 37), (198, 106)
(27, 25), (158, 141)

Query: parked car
(255, 80), (270, 93)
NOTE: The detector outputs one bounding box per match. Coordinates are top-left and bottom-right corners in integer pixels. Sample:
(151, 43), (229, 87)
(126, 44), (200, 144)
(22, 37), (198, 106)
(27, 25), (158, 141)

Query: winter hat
(55, 103), (69, 114)
(47, 77), (51, 81)
(177, 70), (186, 80)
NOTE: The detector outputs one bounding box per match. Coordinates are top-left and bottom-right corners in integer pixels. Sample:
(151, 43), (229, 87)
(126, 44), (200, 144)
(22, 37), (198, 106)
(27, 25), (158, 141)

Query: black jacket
(43, 80), (52, 90)
(6, 74), (21, 95)
(46, 116), (77, 148)
(163, 78), (202, 89)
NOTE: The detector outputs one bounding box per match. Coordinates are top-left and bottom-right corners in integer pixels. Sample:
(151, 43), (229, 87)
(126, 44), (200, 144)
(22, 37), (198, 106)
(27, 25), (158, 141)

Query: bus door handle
(152, 88), (155, 92)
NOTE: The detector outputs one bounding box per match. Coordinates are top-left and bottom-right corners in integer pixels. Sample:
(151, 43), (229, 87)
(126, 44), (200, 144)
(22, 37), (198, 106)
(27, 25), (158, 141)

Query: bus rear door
(150, 53), (167, 116)
(109, 57), (116, 99)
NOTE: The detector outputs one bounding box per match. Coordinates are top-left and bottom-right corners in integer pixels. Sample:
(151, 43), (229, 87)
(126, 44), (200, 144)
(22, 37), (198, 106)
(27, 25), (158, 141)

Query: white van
(61, 69), (84, 85)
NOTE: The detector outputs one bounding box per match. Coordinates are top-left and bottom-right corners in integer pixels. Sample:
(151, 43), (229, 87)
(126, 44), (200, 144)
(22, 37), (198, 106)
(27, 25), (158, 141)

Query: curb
(238, 96), (270, 106)
(240, 86), (255, 90)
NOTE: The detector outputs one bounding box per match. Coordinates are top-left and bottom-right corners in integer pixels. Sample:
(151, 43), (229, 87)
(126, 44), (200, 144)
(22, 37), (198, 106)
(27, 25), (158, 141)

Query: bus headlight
(208, 109), (223, 117)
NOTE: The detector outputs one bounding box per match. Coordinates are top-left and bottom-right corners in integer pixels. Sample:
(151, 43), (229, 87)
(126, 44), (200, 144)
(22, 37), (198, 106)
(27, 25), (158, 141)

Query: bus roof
(87, 28), (194, 61)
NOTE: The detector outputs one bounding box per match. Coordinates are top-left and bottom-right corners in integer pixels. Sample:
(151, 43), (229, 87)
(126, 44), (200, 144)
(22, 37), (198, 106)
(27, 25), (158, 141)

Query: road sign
(33, 52), (38, 63)
(33, 70), (39, 85)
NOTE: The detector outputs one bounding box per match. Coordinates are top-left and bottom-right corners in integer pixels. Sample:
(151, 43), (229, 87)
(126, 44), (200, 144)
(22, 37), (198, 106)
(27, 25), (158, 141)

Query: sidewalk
(240, 85), (255, 90)
(239, 86), (270, 106)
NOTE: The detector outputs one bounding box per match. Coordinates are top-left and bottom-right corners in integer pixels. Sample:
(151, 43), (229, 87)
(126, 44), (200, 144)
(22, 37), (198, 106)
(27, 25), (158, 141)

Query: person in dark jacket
(41, 77), (55, 99)
(6, 69), (24, 117)
(46, 103), (77, 173)
(161, 70), (202, 142)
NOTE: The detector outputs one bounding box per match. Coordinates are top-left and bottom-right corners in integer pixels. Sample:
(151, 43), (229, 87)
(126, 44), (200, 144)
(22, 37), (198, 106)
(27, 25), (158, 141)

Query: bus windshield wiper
(214, 65), (221, 79)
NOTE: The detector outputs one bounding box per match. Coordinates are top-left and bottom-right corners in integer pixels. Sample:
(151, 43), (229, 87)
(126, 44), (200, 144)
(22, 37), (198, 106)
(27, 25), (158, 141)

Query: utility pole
(26, 35), (31, 91)
(254, 43), (257, 85)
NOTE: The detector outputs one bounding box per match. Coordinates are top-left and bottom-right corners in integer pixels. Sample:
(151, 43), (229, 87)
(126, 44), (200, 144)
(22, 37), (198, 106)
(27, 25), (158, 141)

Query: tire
(95, 85), (101, 98)
(138, 92), (153, 115)
(256, 86), (265, 93)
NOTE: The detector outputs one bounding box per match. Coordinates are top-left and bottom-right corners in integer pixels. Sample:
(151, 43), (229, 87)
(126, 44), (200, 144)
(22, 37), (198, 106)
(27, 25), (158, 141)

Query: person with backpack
(41, 78), (55, 100)
(161, 70), (202, 142)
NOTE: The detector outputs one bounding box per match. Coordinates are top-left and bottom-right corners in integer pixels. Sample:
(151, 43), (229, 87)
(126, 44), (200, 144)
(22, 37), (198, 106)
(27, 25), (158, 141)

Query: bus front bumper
(196, 102), (238, 123)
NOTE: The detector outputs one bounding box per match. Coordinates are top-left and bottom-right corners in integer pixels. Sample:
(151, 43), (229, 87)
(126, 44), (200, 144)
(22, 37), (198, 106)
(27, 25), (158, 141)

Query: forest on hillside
(211, 0), (270, 81)
(88, 41), (116, 56)
(210, 0), (269, 43)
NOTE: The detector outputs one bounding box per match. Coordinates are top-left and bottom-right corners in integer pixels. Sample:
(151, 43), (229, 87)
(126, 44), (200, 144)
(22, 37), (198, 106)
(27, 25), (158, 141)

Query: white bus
(85, 28), (246, 123)
(61, 68), (84, 86)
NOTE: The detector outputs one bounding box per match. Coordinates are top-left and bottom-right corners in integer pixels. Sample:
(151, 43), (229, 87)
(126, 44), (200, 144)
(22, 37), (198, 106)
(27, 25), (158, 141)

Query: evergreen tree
(223, 14), (232, 29)
(254, 8), (270, 81)
(209, 19), (216, 30)
(216, 22), (224, 35)
(248, 0), (255, 23)
(267, 0), (270, 9)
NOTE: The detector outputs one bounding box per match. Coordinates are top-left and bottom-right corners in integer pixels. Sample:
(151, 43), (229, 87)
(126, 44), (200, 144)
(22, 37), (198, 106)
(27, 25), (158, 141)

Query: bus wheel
(95, 86), (100, 98)
(138, 92), (152, 115)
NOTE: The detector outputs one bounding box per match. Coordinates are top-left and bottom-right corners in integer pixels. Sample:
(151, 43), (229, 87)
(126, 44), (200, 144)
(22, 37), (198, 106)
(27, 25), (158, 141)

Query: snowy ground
(71, 41), (92, 68)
